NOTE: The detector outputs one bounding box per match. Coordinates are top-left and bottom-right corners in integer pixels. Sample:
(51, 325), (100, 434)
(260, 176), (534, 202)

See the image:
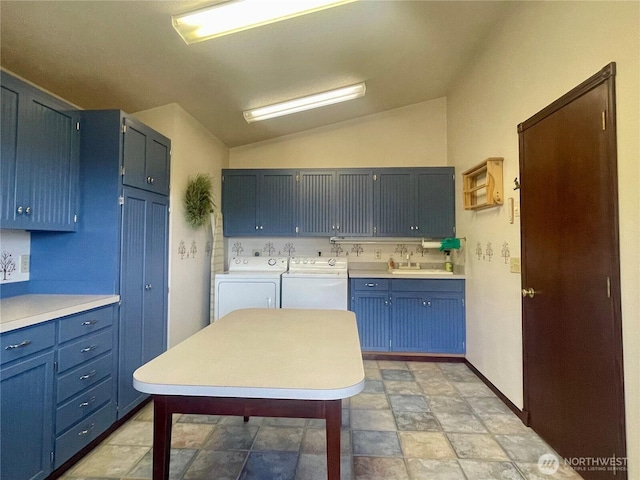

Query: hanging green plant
(184, 174), (213, 229)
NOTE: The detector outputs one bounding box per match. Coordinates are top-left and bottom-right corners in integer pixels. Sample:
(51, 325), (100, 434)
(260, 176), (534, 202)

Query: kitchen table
(133, 308), (365, 480)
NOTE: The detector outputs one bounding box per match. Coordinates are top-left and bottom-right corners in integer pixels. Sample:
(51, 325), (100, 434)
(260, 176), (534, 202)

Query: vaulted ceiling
(0, 1), (513, 147)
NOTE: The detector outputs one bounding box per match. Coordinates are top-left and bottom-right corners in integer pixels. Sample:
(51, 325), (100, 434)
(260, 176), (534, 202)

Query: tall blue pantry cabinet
(77, 111), (170, 418)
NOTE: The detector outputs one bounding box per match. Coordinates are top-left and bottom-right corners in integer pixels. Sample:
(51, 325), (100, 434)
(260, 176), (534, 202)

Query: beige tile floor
(59, 361), (582, 480)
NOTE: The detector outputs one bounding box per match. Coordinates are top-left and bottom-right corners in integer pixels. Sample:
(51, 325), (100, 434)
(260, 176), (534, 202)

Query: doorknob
(522, 287), (540, 298)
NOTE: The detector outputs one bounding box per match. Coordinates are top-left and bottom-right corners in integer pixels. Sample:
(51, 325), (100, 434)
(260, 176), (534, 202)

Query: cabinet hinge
(76, 122), (80, 131)
(453, 226), (456, 234)
(373, 174), (377, 181)
(606, 276), (611, 298)
(120, 165), (125, 176)
(389, 339), (392, 349)
(53, 361), (58, 373)
(296, 174), (300, 182)
(221, 175), (224, 183)
(50, 451), (54, 465)
(461, 298), (465, 307)
(602, 111), (606, 131)
(119, 196), (124, 206)
(74, 214), (78, 223)
(373, 226), (377, 234)
(295, 226), (299, 234)
(122, 124), (127, 134)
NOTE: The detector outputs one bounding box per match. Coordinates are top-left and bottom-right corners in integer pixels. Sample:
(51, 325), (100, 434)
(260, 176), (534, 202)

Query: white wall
(230, 97), (447, 168)
(134, 104), (229, 347)
(447, 1), (639, 476)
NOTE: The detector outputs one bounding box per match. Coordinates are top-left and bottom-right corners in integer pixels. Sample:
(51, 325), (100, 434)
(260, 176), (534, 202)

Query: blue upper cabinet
(297, 170), (336, 236)
(122, 117), (170, 195)
(335, 170), (374, 237)
(221, 167), (453, 238)
(1, 72), (79, 231)
(298, 169), (374, 237)
(375, 167), (455, 238)
(222, 169), (296, 236)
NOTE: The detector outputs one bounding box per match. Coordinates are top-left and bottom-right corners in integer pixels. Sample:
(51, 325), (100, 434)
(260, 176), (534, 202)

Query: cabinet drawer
(351, 279), (390, 291)
(57, 353), (113, 403)
(1, 322), (55, 366)
(391, 279), (464, 293)
(58, 307), (114, 343)
(56, 377), (113, 435)
(55, 401), (116, 469)
(57, 329), (113, 373)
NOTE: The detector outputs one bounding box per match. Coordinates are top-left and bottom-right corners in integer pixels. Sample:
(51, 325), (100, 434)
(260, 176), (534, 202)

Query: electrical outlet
(20, 255), (30, 273)
(510, 257), (521, 273)
(374, 249), (381, 259)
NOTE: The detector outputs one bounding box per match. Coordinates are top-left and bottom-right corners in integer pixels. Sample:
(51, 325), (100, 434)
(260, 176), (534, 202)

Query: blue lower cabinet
(0, 350), (55, 480)
(350, 278), (465, 354)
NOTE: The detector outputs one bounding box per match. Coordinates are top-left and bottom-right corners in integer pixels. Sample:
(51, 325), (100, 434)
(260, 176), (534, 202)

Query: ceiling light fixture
(172, 0), (357, 44)
(243, 82), (366, 123)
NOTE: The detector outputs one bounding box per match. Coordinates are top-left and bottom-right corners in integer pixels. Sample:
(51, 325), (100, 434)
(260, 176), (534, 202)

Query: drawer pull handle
(365, 283), (378, 287)
(5, 340), (31, 350)
(78, 423), (95, 436)
(80, 345), (98, 353)
(79, 370), (97, 380)
(81, 320), (97, 326)
(79, 396), (97, 408)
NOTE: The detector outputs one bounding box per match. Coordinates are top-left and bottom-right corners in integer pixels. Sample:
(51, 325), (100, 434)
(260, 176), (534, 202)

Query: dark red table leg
(153, 396), (172, 480)
(325, 399), (342, 480)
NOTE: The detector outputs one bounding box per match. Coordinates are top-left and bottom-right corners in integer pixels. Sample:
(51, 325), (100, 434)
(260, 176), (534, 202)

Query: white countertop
(349, 269), (466, 280)
(134, 308), (365, 400)
(0, 294), (120, 333)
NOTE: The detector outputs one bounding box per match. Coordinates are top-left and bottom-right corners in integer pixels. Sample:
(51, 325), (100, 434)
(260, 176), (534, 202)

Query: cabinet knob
(255, 225), (259, 230)
(145, 284), (152, 290)
(16, 206), (23, 215)
(410, 226), (414, 230)
(423, 301), (431, 307)
(260, 225), (263, 230)
(415, 225), (419, 230)
(336, 225), (340, 230)
(147, 176), (154, 184)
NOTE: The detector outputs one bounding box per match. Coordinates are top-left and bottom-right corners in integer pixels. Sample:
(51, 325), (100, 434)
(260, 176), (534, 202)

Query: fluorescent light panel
(243, 82), (366, 123)
(172, 0), (357, 44)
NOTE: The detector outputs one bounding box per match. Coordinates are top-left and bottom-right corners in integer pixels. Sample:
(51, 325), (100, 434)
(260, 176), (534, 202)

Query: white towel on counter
(209, 211), (224, 324)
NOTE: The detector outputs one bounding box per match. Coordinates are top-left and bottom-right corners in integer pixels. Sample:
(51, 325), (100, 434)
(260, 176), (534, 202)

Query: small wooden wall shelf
(462, 157), (504, 210)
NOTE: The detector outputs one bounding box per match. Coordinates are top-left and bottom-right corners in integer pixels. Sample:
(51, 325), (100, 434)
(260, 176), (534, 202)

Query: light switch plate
(20, 255), (30, 273)
(510, 257), (521, 273)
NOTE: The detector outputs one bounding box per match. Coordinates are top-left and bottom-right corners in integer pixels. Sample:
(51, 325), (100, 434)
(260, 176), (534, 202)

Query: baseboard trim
(464, 359), (526, 422)
(46, 397), (151, 480)
(362, 352), (465, 362)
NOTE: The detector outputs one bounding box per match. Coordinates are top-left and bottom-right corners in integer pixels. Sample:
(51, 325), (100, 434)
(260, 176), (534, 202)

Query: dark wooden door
(519, 63), (626, 479)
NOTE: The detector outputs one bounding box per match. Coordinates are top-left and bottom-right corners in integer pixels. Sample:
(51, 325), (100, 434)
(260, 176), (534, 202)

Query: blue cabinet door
(0, 351), (54, 480)
(1, 77), (22, 226)
(335, 170), (374, 236)
(298, 170), (336, 236)
(0, 72), (79, 231)
(259, 170), (297, 236)
(415, 169), (455, 238)
(351, 291), (390, 351)
(122, 117), (171, 195)
(391, 292), (429, 352)
(118, 188), (168, 417)
(425, 293), (465, 354)
(374, 170), (414, 236)
(143, 194), (169, 363)
(222, 171), (259, 235)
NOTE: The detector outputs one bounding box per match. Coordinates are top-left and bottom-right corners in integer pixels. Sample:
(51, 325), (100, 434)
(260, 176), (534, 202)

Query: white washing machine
(281, 256), (348, 310)
(213, 256), (289, 321)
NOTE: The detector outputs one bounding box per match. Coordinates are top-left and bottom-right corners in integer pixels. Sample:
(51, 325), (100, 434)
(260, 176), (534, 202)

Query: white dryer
(214, 256), (288, 321)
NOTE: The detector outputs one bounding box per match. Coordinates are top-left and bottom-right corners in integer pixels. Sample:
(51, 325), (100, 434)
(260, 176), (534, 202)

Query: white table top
(0, 294), (120, 333)
(133, 308), (365, 400)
